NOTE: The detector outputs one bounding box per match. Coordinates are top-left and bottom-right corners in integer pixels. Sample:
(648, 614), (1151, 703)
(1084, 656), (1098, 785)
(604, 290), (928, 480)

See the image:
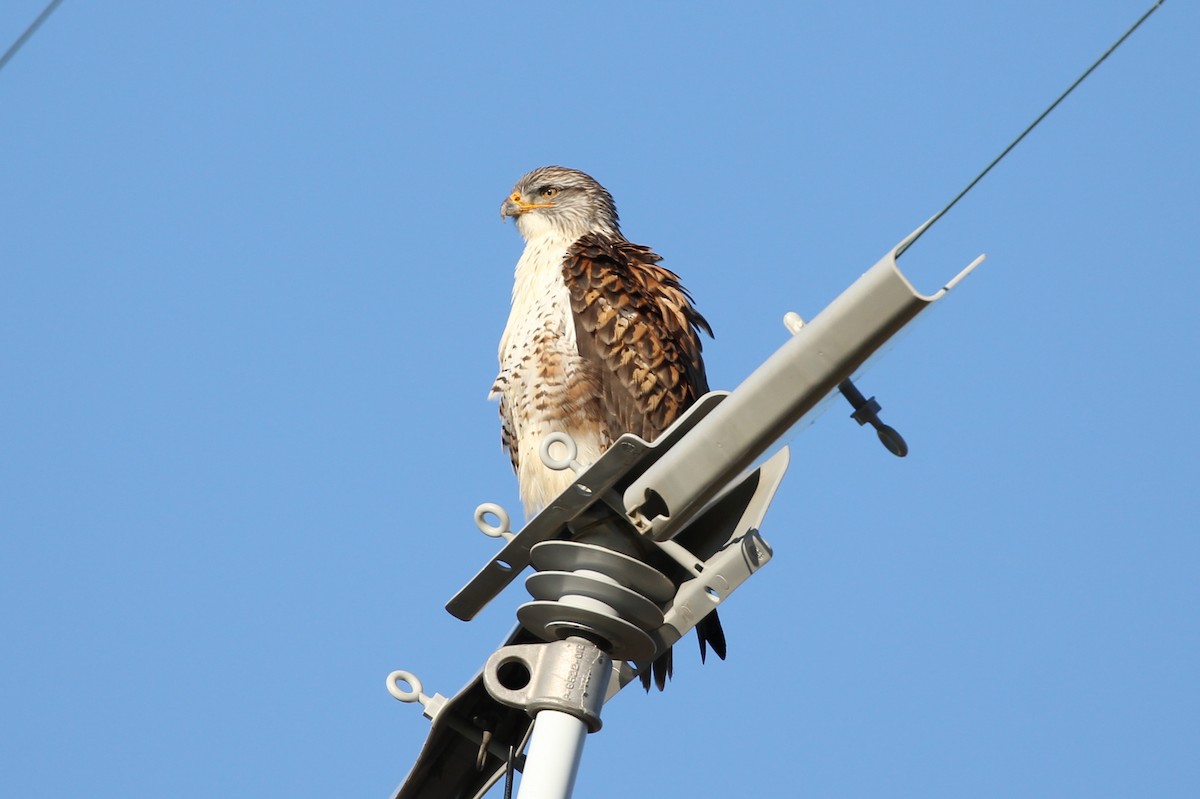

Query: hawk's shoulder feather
(562, 233), (712, 442)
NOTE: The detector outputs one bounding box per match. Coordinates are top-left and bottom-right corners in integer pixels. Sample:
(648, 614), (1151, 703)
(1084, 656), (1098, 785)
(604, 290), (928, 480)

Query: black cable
(503, 744), (516, 799)
(897, 0), (1166, 258)
(0, 0), (66, 75)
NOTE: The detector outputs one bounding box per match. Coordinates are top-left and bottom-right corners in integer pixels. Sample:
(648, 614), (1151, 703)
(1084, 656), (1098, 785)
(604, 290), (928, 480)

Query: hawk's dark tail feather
(697, 609), (727, 663)
(639, 609), (726, 691)
(640, 647), (673, 692)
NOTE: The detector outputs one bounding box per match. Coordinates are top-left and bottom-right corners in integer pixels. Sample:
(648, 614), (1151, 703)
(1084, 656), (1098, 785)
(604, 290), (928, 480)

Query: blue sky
(3, 2), (1197, 797)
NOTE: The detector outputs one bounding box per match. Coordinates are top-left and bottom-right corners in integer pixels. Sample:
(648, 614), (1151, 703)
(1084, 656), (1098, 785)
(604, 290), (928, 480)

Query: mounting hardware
(386, 670), (449, 722)
(483, 637), (611, 733)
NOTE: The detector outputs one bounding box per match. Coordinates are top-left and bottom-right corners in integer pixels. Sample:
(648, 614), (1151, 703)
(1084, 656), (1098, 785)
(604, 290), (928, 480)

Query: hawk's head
(501, 166), (620, 241)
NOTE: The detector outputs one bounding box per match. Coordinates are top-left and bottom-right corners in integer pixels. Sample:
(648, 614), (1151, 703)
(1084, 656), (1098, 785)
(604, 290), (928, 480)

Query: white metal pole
(516, 709), (589, 799)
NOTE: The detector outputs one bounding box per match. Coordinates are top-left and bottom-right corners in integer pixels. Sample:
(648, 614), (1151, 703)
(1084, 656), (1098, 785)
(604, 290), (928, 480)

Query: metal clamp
(482, 638), (612, 733)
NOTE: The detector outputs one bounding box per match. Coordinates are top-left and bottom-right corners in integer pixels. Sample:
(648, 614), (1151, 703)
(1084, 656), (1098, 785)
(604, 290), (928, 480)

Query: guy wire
(897, 1), (1166, 258)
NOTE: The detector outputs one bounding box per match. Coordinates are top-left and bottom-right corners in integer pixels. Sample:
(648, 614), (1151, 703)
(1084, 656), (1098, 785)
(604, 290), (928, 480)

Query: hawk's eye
(539, 187), (559, 199)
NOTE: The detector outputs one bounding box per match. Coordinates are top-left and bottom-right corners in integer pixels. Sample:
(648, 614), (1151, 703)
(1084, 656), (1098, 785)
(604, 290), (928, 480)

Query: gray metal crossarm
(624, 223), (984, 541)
(391, 441), (789, 799)
(444, 393), (728, 623)
(394, 223), (981, 799)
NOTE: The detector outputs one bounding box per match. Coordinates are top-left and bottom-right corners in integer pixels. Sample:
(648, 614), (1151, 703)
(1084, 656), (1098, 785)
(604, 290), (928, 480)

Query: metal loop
(475, 503), (514, 541)
(538, 432), (578, 472)
(386, 669), (422, 703)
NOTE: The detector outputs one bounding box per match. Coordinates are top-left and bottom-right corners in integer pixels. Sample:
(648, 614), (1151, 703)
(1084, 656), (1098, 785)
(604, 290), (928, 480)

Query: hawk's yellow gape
(508, 191), (553, 211)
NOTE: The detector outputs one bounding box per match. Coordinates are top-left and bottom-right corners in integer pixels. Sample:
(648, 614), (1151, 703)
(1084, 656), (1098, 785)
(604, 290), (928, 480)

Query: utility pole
(385, 5), (1164, 796)
(387, 223), (980, 799)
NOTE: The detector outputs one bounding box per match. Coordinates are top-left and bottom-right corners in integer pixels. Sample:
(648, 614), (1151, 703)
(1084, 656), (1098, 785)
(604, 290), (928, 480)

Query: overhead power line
(0, 0), (66, 75)
(897, 0), (1166, 257)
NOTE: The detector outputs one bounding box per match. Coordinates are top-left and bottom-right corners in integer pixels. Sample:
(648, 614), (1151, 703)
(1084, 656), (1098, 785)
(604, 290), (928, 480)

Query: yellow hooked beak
(501, 191), (554, 218)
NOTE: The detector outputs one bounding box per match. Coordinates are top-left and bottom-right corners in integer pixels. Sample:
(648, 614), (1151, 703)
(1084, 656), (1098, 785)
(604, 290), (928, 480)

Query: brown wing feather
(563, 233), (712, 444)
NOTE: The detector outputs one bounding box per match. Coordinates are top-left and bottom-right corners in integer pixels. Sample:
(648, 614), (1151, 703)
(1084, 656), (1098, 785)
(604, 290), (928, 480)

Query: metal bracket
(483, 638), (611, 733)
(623, 231), (984, 540)
(388, 221), (986, 799)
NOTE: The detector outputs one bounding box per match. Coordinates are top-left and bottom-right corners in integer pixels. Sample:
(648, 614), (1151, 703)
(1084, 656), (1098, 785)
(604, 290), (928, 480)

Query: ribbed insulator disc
(525, 570), (665, 632)
(530, 541), (675, 604)
(516, 600), (656, 661)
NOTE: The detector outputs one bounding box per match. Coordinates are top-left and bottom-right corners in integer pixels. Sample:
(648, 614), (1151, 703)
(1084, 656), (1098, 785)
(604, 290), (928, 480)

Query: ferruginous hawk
(491, 165), (724, 690)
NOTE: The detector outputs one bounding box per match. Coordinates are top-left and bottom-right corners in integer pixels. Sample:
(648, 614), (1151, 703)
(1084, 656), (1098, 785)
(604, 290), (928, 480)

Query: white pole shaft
(517, 709), (589, 799)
